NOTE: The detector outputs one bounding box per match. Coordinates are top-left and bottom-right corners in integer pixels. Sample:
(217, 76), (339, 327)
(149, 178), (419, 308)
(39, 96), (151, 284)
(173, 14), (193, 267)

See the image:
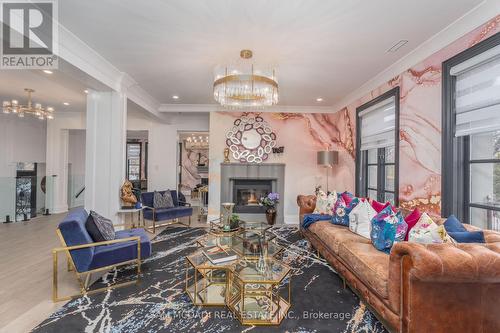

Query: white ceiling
(58, 0), (485, 107)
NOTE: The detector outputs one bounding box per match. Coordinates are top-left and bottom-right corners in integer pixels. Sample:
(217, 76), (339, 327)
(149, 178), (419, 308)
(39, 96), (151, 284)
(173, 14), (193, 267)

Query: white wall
(68, 130), (86, 208)
(0, 113), (47, 220)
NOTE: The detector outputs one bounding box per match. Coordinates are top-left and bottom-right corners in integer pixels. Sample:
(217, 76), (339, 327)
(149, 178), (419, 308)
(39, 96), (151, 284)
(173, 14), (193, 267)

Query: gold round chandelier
(213, 50), (278, 108)
(2, 88), (54, 120)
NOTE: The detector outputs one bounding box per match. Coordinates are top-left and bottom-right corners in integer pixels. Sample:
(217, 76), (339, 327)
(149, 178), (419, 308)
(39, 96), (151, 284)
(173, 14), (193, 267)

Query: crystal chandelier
(2, 88), (55, 120)
(213, 50), (278, 108)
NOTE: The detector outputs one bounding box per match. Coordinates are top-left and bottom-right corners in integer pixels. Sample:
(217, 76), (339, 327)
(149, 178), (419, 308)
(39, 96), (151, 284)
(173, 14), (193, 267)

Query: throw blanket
(302, 214), (332, 229)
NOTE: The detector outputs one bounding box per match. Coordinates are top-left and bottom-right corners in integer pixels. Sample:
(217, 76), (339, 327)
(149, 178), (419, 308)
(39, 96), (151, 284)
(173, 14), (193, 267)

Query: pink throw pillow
(404, 208), (422, 241)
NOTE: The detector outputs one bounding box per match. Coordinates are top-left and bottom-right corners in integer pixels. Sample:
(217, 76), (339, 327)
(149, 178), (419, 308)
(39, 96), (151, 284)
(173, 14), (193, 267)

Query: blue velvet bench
(141, 190), (193, 233)
(52, 207), (152, 302)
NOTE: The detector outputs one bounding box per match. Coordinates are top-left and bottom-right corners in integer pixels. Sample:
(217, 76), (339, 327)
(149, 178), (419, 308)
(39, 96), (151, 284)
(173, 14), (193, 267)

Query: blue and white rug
(32, 226), (387, 333)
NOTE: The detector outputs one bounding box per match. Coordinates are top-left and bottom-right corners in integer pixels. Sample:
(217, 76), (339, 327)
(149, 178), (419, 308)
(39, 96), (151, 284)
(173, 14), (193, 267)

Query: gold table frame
(226, 259), (291, 326)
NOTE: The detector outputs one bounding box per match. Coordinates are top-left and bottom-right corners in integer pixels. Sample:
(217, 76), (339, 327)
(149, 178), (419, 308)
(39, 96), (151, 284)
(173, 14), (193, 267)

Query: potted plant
(259, 192), (280, 225)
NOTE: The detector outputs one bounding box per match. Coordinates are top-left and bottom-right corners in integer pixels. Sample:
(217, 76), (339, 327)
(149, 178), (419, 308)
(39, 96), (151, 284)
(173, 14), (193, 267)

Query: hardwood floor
(0, 208), (207, 333)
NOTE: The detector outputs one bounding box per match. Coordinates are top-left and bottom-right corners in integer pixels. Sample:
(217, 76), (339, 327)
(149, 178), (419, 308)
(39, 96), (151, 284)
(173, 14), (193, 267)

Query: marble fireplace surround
(220, 163), (285, 225)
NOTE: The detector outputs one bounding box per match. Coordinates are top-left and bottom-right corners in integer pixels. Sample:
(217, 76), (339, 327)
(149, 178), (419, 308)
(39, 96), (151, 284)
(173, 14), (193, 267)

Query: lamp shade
(317, 150), (338, 166)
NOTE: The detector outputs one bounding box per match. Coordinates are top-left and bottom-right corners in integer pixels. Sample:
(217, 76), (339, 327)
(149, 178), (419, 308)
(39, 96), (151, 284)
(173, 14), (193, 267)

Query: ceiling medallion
(213, 49), (278, 108)
(2, 88), (55, 120)
(226, 115), (277, 164)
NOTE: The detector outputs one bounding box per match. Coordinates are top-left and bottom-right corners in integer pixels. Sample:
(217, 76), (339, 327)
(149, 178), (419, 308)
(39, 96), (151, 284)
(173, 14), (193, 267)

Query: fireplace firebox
(232, 179), (272, 213)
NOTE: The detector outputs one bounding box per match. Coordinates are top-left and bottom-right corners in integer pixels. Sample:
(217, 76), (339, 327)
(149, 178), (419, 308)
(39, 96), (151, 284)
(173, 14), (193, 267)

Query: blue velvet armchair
(141, 190), (192, 233)
(52, 207), (152, 302)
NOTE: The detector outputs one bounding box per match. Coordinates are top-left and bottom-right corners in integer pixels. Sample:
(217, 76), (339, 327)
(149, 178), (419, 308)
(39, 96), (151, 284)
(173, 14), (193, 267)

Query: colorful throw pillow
(448, 231), (485, 243)
(370, 206), (408, 253)
(313, 190), (337, 215)
(408, 213), (454, 244)
(349, 198), (377, 239)
(332, 196), (349, 226)
(340, 191), (354, 206)
(404, 208), (422, 241)
(85, 210), (115, 242)
(153, 190), (174, 209)
(443, 215), (467, 232)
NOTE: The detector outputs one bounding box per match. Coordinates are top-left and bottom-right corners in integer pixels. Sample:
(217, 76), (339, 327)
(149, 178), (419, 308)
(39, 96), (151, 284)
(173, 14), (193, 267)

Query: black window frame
(355, 86), (400, 205)
(442, 32), (500, 224)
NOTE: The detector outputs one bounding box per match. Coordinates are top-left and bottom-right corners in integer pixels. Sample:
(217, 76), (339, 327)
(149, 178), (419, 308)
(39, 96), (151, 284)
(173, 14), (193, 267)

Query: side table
(117, 208), (143, 228)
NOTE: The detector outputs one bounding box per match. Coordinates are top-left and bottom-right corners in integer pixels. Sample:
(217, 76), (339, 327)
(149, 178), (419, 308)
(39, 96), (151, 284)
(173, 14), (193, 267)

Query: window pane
(469, 163), (500, 205)
(385, 165), (395, 191)
(470, 206), (500, 231)
(368, 189), (377, 200)
(384, 192), (395, 205)
(385, 146), (395, 163)
(470, 131), (500, 160)
(367, 149), (377, 164)
(368, 166), (377, 188)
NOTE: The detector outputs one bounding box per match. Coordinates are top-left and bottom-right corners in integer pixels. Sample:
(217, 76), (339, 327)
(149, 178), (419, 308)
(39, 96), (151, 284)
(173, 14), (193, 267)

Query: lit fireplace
(232, 179), (272, 213)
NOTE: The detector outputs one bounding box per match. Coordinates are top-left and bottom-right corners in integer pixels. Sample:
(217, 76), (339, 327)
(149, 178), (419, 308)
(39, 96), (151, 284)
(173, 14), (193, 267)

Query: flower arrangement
(259, 192), (280, 209)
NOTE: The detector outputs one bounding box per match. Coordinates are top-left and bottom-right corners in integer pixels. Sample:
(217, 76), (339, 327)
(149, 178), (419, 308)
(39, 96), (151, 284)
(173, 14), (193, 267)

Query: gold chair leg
(52, 250), (58, 302)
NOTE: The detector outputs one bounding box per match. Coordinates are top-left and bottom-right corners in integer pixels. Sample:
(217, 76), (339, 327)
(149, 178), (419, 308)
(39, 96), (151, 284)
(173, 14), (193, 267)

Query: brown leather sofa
(297, 194), (500, 333)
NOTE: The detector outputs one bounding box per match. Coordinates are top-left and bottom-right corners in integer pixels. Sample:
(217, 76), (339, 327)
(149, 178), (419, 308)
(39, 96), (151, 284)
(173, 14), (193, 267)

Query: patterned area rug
(32, 226), (388, 333)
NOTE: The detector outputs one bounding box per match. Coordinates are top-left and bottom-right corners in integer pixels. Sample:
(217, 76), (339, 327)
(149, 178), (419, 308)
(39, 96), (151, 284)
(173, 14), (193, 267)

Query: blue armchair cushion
(143, 206), (193, 221)
(85, 210), (115, 242)
(59, 208), (95, 273)
(448, 231), (485, 243)
(89, 228), (151, 270)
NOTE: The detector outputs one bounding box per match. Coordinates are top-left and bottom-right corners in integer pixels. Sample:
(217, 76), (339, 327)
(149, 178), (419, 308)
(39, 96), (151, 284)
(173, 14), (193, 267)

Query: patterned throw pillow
(404, 208), (422, 241)
(349, 198), (377, 239)
(85, 210), (115, 242)
(408, 213), (454, 244)
(313, 190), (337, 215)
(340, 191), (354, 206)
(153, 190), (174, 209)
(370, 205), (408, 253)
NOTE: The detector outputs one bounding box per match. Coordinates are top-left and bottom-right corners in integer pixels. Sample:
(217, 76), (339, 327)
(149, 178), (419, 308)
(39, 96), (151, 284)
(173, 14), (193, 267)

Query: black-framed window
(355, 87), (400, 205)
(442, 32), (500, 230)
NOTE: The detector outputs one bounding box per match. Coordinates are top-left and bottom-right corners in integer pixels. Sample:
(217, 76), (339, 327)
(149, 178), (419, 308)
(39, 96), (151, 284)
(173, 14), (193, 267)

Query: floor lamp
(317, 150), (338, 193)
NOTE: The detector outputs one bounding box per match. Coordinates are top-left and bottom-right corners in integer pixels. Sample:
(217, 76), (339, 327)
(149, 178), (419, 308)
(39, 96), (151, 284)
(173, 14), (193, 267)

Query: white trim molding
(159, 103), (334, 113)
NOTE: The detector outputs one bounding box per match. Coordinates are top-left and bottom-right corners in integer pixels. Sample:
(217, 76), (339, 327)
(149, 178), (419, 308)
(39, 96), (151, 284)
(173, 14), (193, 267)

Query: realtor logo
(1, 0), (58, 69)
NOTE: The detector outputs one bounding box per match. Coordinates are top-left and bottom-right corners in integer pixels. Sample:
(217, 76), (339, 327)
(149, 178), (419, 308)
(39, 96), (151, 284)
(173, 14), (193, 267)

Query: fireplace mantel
(220, 163), (285, 224)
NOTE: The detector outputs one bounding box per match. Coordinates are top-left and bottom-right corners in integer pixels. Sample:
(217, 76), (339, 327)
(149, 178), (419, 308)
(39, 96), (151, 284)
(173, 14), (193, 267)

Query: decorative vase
(221, 202), (235, 231)
(265, 208), (277, 225)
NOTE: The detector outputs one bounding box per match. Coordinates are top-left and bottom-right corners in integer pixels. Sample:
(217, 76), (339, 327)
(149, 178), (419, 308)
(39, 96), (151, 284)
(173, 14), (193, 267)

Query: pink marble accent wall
(333, 15), (500, 216)
(180, 145), (208, 192)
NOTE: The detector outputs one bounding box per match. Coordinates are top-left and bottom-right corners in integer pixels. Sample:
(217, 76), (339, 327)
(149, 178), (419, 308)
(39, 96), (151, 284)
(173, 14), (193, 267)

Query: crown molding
(56, 22), (162, 118)
(158, 103), (334, 113)
(331, 0), (500, 113)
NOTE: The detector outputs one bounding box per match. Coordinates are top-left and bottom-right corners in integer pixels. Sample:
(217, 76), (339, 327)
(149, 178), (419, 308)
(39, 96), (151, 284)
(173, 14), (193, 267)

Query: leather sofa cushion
(308, 221), (370, 254)
(339, 242), (390, 299)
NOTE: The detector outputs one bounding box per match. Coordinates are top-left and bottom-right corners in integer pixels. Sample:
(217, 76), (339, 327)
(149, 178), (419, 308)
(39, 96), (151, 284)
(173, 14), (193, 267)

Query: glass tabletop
(232, 258), (290, 283)
(186, 250), (238, 269)
(240, 221), (272, 233)
(196, 233), (236, 248)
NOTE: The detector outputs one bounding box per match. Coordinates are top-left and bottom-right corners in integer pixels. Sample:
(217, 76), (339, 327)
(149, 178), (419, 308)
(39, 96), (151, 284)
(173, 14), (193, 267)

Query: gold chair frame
(142, 205), (191, 234)
(52, 226), (142, 302)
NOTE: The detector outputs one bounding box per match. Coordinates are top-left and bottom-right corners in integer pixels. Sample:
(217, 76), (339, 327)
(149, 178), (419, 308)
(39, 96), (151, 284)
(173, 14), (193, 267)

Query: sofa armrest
(390, 242), (500, 283)
(297, 195), (316, 225)
(53, 236), (142, 253)
(388, 242), (500, 332)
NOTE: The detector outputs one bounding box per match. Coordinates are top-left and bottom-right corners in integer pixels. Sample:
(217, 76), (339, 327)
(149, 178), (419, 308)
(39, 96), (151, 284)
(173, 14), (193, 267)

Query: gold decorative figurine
(223, 147), (230, 163)
(120, 180), (137, 208)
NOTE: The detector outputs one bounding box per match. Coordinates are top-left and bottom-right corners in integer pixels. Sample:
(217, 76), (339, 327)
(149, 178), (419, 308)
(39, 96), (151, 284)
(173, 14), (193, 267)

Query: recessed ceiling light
(43, 70), (53, 74)
(63, 102), (70, 106)
(172, 95), (179, 100)
(84, 89), (89, 94)
(316, 97), (323, 102)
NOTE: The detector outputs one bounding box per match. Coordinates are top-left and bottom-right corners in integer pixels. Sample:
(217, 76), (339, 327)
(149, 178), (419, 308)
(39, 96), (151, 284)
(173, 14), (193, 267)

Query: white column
(85, 91), (127, 223)
(45, 123), (69, 214)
